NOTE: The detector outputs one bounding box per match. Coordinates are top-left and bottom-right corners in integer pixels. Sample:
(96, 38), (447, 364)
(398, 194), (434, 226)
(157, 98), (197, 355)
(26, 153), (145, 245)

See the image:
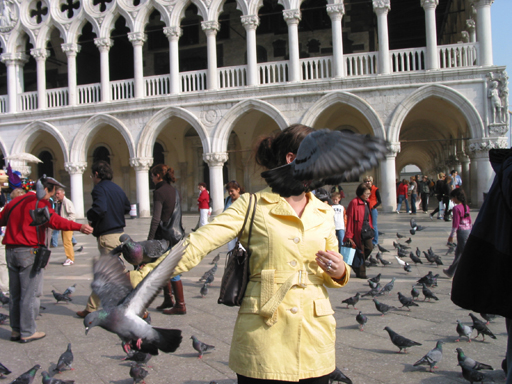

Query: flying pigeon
(0, 313), (9, 324)
(409, 252), (423, 265)
(480, 313), (497, 324)
(397, 292), (419, 311)
(122, 350), (153, 366)
(328, 367), (353, 384)
(210, 254), (220, 265)
(422, 284), (439, 301)
(469, 313), (497, 341)
(41, 371), (74, 384)
(76, 246), (84, 253)
(411, 286), (420, 300)
(10, 364), (41, 384)
(0, 291), (10, 305)
(373, 298), (396, 315)
(456, 348), (493, 371)
(54, 343), (74, 373)
(460, 365), (495, 384)
(129, 363), (148, 384)
(84, 240), (187, 354)
(111, 234), (170, 266)
(410, 218), (426, 232)
(200, 283), (208, 298)
(191, 335), (215, 359)
(260, 129), (389, 197)
(356, 311), (367, 331)
(383, 327), (422, 353)
(342, 292), (360, 309)
(379, 278), (396, 295)
(52, 290), (72, 304)
(456, 320), (473, 342)
(62, 284), (76, 297)
(413, 341), (444, 372)
(0, 361), (11, 377)
(377, 244), (390, 253)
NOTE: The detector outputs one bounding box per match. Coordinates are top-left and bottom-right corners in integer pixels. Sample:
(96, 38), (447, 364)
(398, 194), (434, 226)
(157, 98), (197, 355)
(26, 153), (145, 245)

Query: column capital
(326, 4), (345, 17)
(421, 0), (439, 9)
(163, 26), (182, 40)
(203, 152), (229, 167)
(457, 151), (470, 162)
(127, 32), (147, 46)
(467, 137), (508, 157)
(372, 0), (390, 12)
(130, 157), (153, 171)
(241, 15), (260, 29)
(461, 31), (470, 43)
(61, 43), (81, 56)
(0, 52), (29, 65)
(283, 9), (301, 23)
(471, 0), (494, 8)
(466, 18), (476, 30)
(30, 48), (50, 61)
(386, 142), (401, 157)
(64, 162), (88, 175)
(94, 37), (114, 51)
(201, 21), (220, 33)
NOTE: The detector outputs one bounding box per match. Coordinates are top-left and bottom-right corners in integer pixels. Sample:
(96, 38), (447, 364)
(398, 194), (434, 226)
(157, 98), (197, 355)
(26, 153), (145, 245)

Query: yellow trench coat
(131, 188), (350, 381)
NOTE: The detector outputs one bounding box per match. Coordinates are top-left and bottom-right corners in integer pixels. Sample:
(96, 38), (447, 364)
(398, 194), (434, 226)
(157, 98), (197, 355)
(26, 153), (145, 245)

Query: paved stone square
(0, 211), (507, 383)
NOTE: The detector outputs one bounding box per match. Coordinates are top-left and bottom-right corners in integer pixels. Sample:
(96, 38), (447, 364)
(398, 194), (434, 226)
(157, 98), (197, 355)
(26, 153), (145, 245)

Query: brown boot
(163, 280), (186, 315)
(357, 263), (367, 279)
(156, 281), (174, 310)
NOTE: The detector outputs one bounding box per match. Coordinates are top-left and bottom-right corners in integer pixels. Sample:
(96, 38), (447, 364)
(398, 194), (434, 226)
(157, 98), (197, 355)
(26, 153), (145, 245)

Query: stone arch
(388, 84), (485, 143)
(0, 136), (9, 158)
(12, 121), (70, 163)
(138, 107), (209, 158)
(301, 91), (386, 138)
(213, 99), (289, 152)
(70, 114), (135, 162)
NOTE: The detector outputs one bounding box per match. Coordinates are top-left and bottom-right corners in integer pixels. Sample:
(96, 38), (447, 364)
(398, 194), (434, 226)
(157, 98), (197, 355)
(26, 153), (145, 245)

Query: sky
(491, 1), (512, 74)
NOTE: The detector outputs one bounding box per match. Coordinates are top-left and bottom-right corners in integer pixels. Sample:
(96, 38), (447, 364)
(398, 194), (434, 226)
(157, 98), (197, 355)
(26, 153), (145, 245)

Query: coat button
(293, 237), (300, 244)
(290, 307), (298, 314)
(290, 260), (297, 267)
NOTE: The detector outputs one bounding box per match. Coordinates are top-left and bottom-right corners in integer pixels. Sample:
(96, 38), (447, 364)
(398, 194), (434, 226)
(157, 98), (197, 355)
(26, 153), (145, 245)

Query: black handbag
(158, 186), (185, 247)
(361, 203), (375, 241)
(218, 194), (257, 307)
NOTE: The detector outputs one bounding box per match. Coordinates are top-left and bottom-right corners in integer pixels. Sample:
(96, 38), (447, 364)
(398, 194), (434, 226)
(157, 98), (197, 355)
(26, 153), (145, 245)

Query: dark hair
(451, 170), (457, 175)
(198, 182), (207, 188)
(225, 180), (245, 194)
(450, 188), (469, 218)
(151, 164), (176, 183)
(255, 124), (315, 170)
(92, 161), (113, 181)
(356, 182), (371, 197)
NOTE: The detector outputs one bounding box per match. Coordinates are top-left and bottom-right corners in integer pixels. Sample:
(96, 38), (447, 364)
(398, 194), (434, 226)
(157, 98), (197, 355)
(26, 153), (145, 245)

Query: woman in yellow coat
(131, 125), (350, 383)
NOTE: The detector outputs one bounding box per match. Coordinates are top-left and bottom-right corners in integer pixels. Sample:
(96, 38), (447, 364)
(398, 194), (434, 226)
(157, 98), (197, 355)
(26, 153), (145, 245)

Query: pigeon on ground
(111, 234), (170, 266)
(415, 247), (421, 258)
(456, 320), (473, 342)
(362, 284), (381, 298)
(368, 279), (379, 289)
(368, 255), (379, 267)
(396, 233), (405, 239)
(423, 251), (436, 264)
(328, 367), (353, 384)
(204, 273), (215, 286)
(378, 231), (385, 236)
(54, 343), (74, 373)
(376, 253), (391, 266)
(409, 252), (423, 265)
(397, 248), (408, 258)
(379, 278), (396, 295)
(397, 292), (419, 311)
(456, 348), (493, 371)
(121, 340), (159, 356)
(129, 363), (148, 384)
(377, 245), (390, 253)
(0, 361), (11, 377)
(0, 291), (10, 305)
(413, 341), (444, 372)
(356, 311), (367, 331)
(373, 298), (396, 316)
(84, 240), (187, 354)
(62, 284), (76, 297)
(200, 283), (208, 298)
(411, 286), (420, 300)
(368, 273), (381, 284)
(52, 290), (72, 304)
(469, 313), (497, 341)
(211, 254), (220, 264)
(0, 313), (9, 324)
(417, 272), (435, 287)
(76, 246), (83, 252)
(384, 327), (422, 353)
(41, 371), (74, 384)
(191, 335), (215, 359)
(395, 256), (406, 266)
(122, 350), (153, 366)
(9, 364), (41, 384)
(260, 129), (389, 197)
(422, 284), (439, 301)
(410, 218), (426, 231)
(460, 365), (495, 384)
(405, 238), (412, 244)
(433, 255), (443, 266)
(403, 263), (412, 273)
(342, 292), (360, 309)
(198, 270), (213, 282)
(393, 241), (400, 249)
(480, 313), (497, 324)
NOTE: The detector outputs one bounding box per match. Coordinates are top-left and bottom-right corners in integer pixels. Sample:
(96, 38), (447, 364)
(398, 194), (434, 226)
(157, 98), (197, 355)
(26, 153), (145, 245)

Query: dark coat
(148, 181), (177, 240)
(451, 149), (512, 318)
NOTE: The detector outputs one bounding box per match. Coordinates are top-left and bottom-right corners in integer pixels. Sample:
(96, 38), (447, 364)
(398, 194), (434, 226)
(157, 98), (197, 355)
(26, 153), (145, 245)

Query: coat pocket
(239, 296), (260, 314)
(314, 298), (334, 316)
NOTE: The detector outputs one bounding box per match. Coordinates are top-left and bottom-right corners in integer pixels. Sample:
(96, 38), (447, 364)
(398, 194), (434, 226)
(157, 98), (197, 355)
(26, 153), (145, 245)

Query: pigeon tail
(153, 327), (183, 353)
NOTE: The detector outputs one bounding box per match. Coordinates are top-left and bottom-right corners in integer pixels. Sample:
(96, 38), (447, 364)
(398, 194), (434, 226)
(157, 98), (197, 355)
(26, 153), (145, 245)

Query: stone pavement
(0, 211), (507, 384)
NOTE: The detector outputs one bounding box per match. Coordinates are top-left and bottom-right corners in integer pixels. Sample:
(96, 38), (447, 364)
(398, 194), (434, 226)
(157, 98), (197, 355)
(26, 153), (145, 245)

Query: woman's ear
(286, 152), (296, 164)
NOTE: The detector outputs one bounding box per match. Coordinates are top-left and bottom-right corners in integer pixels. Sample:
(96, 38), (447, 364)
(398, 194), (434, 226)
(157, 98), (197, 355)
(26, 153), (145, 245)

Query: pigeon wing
(92, 255), (133, 310)
(260, 163), (304, 197)
(124, 240), (187, 317)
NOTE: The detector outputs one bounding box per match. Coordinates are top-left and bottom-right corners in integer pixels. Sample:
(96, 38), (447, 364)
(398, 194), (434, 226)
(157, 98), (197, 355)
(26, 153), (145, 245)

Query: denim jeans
(410, 194), (417, 213)
(445, 229), (470, 276)
(6, 247), (44, 338)
(335, 229), (345, 252)
(370, 208), (378, 245)
(397, 195), (409, 212)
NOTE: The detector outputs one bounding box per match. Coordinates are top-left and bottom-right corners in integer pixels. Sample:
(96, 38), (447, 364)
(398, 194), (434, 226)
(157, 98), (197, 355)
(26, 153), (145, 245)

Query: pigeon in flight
(54, 343), (74, 373)
(111, 234), (170, 266)
(397, 292), (419, 310)
(129, 363), (148, 384)
(383, 327), (422, 353)
(84, 240), (187, 354)
(455, 320), (473, 342)
(0, 291), (10, 305)
(0, 361), (11, 378)
(191, 335), (215, 359)
(410, 218), (426, 232)
(41, 371), (74, 384)
(356, 311), (367, 331)
(373, 298), (396, 315)
(456, 348), (493, 371)
(260, 129), (389, 197)
(469, 313), (497, 341)
(0, 313), (9, 324)
(328, 366), (353, 384)
(342, 292), (360, 309)
(10, 364), (41, 384)
(413, 341), (444, 372)
(52, 290), (72, 304)
(62, 284), (76, 297)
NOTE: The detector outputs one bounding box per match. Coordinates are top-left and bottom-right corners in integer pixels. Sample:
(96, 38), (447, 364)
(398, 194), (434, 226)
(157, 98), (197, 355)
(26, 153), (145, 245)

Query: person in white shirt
(331, 192), (346, 252)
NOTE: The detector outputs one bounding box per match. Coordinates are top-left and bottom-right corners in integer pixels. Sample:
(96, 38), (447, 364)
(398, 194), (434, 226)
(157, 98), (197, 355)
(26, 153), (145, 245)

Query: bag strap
(4, 194), (30, 225)
(246, 195), (258, 251)
(235, 194), (254, 240)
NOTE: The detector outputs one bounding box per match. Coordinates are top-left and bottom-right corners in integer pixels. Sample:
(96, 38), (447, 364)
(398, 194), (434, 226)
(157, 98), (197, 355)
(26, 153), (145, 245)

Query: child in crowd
(331, 192), (347, 253)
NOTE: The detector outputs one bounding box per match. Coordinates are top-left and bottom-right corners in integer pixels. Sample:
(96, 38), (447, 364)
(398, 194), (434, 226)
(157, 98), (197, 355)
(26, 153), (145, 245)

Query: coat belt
(250, 269), (324, 326)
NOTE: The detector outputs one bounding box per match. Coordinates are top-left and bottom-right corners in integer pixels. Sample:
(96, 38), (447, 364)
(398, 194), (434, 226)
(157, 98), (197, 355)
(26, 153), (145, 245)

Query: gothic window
(217, 13), (230, 40)
(61, 0), (80, 19)
(37, 151), (54, 178)
(30, 1), (48, 24)
(180, 4), (200, 47)
(93, 146), (110, 164)
(307, 39), (320, 53)
(92, 0), (112, 13)
(273, 39), (286, 57)
(299, 0), (330, 32)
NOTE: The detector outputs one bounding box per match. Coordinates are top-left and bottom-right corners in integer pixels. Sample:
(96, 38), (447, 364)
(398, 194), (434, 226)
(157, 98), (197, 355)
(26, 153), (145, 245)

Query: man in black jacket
(76, 161), (130, 318)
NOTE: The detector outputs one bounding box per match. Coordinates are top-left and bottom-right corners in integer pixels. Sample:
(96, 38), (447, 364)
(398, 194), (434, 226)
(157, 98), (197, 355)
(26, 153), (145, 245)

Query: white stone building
(0, 0), (508, 218)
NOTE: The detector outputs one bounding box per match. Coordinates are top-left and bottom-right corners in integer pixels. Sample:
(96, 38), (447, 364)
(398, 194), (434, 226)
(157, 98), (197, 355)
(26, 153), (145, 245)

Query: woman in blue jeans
(396, 179), (410, 213)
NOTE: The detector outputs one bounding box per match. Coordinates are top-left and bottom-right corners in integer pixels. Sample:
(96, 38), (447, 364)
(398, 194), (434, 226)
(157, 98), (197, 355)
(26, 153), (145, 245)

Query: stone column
(472, 0), (494, 66)
(241, 15), (260, 86)
(163, 26), (182, 94)
(94, 38), (114, 102)
(373, 0), (391, 75)
(128, 32), (147, 99)
(327, 3), (345, 78)
(421, 0), (439, 70)
(283, 9), (301, 82)
(457, 151), (471, 197)
(30, 48), (50, 110)
(379, 142), (400, 212)
(130, 157), (153, 218)
(1, 53), (28, 113)
(466, 19), (476, 42)
(203, 152), (229, 215)
(61, 43), (81, 106)
(201, 21), (220, 90)
(65, 162), (87, 218)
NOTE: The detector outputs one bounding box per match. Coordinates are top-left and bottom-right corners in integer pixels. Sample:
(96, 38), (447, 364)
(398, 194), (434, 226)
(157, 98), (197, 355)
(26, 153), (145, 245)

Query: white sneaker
(62, 259), (74, 266)
(396, 211), (400, 214)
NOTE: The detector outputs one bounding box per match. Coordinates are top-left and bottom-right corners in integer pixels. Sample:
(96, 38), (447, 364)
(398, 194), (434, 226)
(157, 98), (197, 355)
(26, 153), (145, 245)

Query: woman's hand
(316, 250), (346, 280)
(348, 238), (356, 248)
(447, 236), (454, 244)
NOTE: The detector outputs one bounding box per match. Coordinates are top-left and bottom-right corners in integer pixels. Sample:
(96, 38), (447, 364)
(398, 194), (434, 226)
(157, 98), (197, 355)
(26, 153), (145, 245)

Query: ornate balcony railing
(391, 48), (426, 72)
(19, 91), (38, 111)
(258, 61), (289, 85)
(145, 74), (170, 97)
(219, 65), (247, 89)
(439, 42), (478, 69)
(345, 52), (378, 76)
(47, 87), (69, 108)
(111, 79), (134, 101)
(0, 95), (7, 113)
(78, 83), (101, 104)
(301, 56), (332, 80)
(180, 70), (207, 93)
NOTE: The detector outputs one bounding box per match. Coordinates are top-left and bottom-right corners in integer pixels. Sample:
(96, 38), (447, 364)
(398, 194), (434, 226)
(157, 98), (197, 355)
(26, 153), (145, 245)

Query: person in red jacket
(197, 182), (210, 227)
(396, 179), (410, 213)
(344, 183), (374, 278)
(0, 176), (92, 343)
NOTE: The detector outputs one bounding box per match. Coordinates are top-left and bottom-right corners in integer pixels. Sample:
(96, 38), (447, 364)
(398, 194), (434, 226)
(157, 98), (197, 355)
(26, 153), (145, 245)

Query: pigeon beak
(85, 327), (89, 335)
